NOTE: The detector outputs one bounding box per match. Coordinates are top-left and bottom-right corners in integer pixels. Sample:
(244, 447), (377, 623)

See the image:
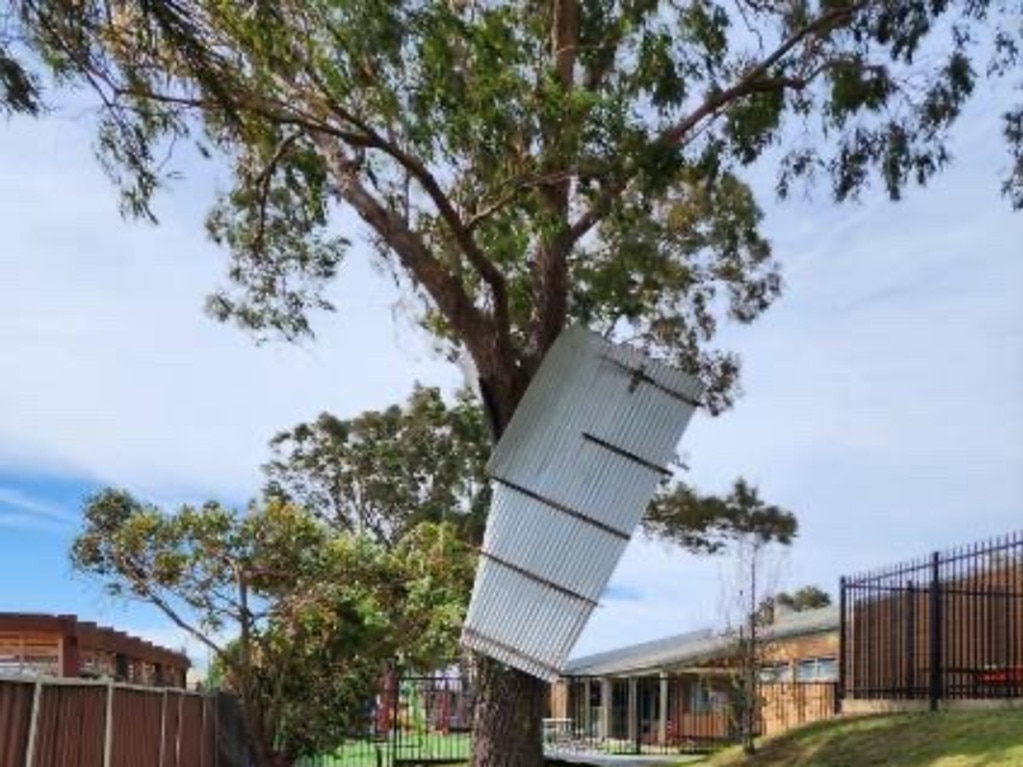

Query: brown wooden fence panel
(0, 680), (33, 767)
(1, 680), (247, 767)
(177, 693), (205, 767)
(32, 685), (106, 767)
(162, 691), (184, 767)
(111, 688), (164, 767)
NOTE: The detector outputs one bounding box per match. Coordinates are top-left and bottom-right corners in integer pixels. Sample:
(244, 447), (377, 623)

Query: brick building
(548, 606), (839, 750)
(0, 613), (189, 688)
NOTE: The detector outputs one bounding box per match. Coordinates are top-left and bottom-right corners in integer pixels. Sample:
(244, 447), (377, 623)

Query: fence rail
(0, 677), (247, 767)
(840, 530), (1023, 707)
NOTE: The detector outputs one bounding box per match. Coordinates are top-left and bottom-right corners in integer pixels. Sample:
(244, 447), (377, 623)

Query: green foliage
(267, 387), (798, 558)
(18, 0), (1018, 414)
(643, 477), (797, 553)
(0, 46), (39, 116)
(0, 11), (39, 117)
(776, 584), (832, 612)
(71, 489), (474, 765)
(265, 386), (490, 546)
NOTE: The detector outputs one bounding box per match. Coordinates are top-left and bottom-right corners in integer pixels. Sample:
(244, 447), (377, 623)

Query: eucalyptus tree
(18, 0), (1021, 762)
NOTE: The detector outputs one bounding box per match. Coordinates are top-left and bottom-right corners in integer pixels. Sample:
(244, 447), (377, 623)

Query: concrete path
(546, 752), (704, 765)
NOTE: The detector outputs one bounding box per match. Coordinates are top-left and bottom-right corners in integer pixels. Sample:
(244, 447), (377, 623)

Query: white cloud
(0, 112), (459, 506)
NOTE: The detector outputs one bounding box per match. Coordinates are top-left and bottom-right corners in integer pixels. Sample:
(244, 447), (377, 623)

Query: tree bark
(470, 366), (550, 767)
(470, 656), (548, 767)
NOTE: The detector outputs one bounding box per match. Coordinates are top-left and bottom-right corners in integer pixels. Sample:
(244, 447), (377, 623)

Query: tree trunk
(470, 370), (548, 767)
(470, 655), (547, 767)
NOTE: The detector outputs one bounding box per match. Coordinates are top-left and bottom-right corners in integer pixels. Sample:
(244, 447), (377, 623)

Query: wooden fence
(0, 677), (248, 767)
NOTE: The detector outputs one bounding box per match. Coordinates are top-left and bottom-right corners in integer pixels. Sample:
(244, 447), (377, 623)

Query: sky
(1, 80), (1020, 666)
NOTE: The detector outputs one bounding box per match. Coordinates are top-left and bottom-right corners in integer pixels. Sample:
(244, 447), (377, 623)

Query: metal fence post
(929, 550), (943, 711)
(23, 680), (43, 767)
(838, 576), (847, 709)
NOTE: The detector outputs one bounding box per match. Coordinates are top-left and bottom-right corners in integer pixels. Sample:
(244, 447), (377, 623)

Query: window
(796, 657), (838, 682)
(689, 681), (728, 713)
(759, 663), (788, 682)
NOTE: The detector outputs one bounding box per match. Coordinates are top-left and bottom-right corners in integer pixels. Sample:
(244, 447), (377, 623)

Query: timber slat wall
(0, 678), (248, 767)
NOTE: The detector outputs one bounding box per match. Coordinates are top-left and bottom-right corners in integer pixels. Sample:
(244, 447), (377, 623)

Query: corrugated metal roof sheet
(562, 606), (841, 676)
(461, 326), (704, 680)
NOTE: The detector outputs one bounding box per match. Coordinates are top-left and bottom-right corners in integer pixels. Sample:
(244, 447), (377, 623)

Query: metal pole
(929, 551), (943, 711)
(906, 582), (917, 698)
(838, 577), (847, 711)
(23, 681), (43, 767)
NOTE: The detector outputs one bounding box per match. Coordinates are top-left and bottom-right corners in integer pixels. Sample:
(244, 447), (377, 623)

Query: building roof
(0, 613), (190, 670)
(564, 606), (839, 677)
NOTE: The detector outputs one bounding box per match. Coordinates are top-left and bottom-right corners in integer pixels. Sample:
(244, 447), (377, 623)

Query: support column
(114, 653), (128, 683)
(658, 673), (669, 745)
(627, 677), (638, 752)
(599, 678), (612, 740)
(582, 678), (592, 736)
(59, 635), (80, 678)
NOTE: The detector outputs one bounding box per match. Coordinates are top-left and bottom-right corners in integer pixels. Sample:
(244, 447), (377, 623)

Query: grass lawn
(303, 732), (471, 766)
(702, 708), (1023, 767)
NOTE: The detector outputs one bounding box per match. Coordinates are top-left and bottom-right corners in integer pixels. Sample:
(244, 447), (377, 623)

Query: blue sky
(1, 81), (1020, 664)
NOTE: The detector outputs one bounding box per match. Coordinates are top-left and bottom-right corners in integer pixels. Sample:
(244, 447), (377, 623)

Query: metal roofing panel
(561, 606), (841, 676)
(462, 326), (704, 680)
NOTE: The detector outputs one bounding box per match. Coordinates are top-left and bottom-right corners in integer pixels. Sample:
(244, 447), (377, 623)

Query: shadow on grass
(710, 709), (1023, 767)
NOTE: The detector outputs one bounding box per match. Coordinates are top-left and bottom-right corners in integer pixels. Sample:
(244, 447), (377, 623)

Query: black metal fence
(296, 672), (473, 767)
(840, 530), (1023, 708)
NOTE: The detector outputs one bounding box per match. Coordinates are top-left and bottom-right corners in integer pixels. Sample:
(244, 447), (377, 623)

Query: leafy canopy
(776, 584), (832, 612)
(265, 385), (491, 546)
(267, 385), (800, 554)
(643, 476), (798, 552)
(1, 10), (39, 116)
(72, 489), (474, 764)
(17, 0), (1020, 416)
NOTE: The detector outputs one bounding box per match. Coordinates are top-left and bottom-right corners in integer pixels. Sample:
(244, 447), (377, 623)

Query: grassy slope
(705, 709), (1023, 767)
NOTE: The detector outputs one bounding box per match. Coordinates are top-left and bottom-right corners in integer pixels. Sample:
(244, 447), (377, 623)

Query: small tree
(710, 480), (796, 756)
(71, 489), (473, 767)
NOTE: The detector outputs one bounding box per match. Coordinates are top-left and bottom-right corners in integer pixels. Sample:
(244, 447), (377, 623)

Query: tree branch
(308, 132), (497, 369)
(294, 66), (511, 341)
(130, 576), (226, 659)
(531, 0), (580, 356)
(566, 0), (869, 249)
